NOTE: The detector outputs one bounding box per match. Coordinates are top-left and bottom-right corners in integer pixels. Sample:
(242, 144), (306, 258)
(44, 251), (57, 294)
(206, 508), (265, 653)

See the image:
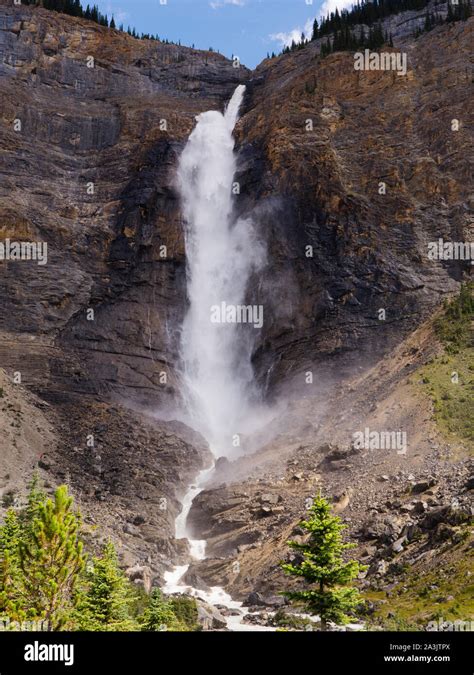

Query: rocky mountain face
(0, 1), (472, 608)
(0, 1), (248, 407)
(236, 12), (472, 387)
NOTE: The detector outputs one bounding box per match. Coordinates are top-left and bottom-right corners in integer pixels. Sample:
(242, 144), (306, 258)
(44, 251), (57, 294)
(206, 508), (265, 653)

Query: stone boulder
(196, 600), (227, 630)
(126, 564), (152, 594)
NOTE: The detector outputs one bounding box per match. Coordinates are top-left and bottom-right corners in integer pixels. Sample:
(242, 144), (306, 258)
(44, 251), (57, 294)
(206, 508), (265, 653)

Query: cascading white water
(177, 84), (265, 460)
(163, 86), (274, 630)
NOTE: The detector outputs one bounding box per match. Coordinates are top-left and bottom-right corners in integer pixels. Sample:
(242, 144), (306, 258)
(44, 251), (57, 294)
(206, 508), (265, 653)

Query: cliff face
(0, 2), (472, 587)
(0, 1), (248, 406)
(236, 15), (472, 387)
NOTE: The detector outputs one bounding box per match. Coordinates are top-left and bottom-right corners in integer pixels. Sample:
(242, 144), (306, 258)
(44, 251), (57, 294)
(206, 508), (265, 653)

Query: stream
(163, 466), (275, 631)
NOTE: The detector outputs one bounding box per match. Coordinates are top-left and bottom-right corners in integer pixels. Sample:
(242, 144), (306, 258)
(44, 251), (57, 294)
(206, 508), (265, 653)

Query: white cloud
(269, 0), (357, 48)
(104, 3), (129, 24)
(269, 18), (314, 48)
(116, 10), (129, 23)
(319, 0), (355, 19)
(210, 0), (245, 8)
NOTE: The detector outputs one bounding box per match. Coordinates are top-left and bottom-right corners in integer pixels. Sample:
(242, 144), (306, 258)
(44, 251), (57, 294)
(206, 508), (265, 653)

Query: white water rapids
(162, 85), (273, 630)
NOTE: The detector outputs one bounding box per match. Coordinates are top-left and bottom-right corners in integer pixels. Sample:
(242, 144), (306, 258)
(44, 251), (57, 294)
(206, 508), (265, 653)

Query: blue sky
(95, 0), (352, 69)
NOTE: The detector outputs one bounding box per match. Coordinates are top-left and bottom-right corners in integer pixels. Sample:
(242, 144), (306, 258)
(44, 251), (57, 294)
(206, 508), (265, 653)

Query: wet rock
(215, 606), (241, 617)
(245, 591), (267, 607)
(245, 592), (285, 608)
(182, 570), (211, 592)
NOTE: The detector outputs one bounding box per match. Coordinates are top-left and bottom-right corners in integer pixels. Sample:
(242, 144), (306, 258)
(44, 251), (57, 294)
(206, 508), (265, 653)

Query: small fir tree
(75, 541), (138, 631)
(0, 509), (24, 620)
(20, 486), (85, 630)
(141, 588), (179, 631)
(281, 495), (366, 630)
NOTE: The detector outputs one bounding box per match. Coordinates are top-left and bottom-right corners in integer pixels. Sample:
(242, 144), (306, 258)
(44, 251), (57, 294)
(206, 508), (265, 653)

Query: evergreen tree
(110, 16), (116, 29)
(321, 38), (332, 57)
(447, 1), (455, 22)
(0, 479), (194, 632)
(169, 596), (200, 631)
(424, 11), (432, 32)
(73, 0), (82, 17)
(20, 486), (85, 630)
(141, 589), (178, 631)
(22, 471), (46, 539)
(461, 0), (472, 20)
(0, 509), (24, 620)
(281, 496), (366, 630)
(452, 0), (472, 21)
(75, 541), (138, 631)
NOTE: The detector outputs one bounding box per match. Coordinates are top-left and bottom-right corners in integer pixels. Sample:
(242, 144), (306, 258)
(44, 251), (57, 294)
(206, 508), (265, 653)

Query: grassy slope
(419, 283), (474, 449)
(364, 532), (473, 630)
(363, 284), (473, 630)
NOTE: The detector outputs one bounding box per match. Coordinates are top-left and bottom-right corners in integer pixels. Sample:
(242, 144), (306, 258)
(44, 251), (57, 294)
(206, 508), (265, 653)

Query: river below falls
(162, 465), (275, 632)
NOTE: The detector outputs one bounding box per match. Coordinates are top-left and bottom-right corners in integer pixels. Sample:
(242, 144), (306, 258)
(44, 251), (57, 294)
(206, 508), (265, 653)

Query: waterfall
(177, 84), (265, 460)
(163, 86), (274, 630)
